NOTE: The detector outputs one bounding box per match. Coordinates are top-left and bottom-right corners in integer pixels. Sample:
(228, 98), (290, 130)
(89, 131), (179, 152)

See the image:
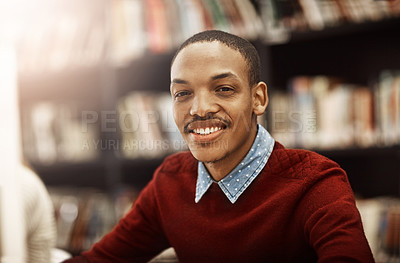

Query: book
(268, 90), (297, 148)
(118, 92), (176, 159)
(21, 102), (99, 165)
(268, 71), (400, 150)
(109, 0), (146, 67)
(376, 70), (400, 146)
(145, 0), (170, 54)
(357, 197), (400, 261)
(49, 186), (138, 254)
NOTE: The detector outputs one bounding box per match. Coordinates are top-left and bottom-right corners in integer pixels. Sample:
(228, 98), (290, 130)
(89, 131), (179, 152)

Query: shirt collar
(195, 124), (275, 204)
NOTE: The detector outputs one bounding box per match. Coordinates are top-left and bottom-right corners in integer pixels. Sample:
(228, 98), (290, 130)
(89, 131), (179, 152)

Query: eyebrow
(171, 78), (188, 85)
(211, 72), (238, 81)
(171, 72), (238, 85)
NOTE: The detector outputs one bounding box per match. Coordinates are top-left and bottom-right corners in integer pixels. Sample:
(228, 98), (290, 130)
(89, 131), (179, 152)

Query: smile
(184, 118), (229, 135)
(186, 120), (228, 143)
(192, 127), (223, 135)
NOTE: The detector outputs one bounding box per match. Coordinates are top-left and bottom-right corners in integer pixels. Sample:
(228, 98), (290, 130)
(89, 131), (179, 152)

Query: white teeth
(193, 127), (222, 135)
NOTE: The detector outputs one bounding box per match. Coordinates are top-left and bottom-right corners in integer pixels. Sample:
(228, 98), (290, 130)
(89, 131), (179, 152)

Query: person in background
(62, 30), (374, 262)
(19, 165), (57, 262)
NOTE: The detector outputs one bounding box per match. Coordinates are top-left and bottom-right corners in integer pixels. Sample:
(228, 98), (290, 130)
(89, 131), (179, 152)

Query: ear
(252, 81), (268, 116)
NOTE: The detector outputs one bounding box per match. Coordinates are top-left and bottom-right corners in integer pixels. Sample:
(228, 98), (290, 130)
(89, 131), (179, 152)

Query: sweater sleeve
(21, 167), (57, 263)
(63, 167), (170, 263)
(300, 155), (375, 263)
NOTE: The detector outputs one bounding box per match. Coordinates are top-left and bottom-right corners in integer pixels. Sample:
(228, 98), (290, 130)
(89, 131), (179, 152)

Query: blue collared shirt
(195, 124), (275, 204)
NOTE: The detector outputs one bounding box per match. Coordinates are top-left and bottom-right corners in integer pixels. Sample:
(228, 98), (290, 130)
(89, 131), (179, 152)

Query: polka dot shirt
(195, 124), (275, 204)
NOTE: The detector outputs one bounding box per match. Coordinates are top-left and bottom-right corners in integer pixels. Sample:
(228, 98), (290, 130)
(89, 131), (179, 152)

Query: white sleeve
(20, 166), (57, 263)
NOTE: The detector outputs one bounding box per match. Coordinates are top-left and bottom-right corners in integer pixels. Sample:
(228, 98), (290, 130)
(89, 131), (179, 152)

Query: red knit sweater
(65, 142), (374, 262)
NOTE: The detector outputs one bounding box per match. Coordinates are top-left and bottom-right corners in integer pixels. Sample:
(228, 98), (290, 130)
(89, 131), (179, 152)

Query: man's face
(170, 41), (258, 165)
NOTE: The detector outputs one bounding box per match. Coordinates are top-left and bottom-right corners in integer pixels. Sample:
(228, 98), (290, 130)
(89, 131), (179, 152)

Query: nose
(190, 90), (218, 117)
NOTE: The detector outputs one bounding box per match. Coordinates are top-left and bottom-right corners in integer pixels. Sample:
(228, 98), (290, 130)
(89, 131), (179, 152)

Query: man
(64, 30), (374, 262)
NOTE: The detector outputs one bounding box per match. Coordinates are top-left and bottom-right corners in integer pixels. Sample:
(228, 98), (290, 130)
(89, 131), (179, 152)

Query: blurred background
(1, 0), (400, 261)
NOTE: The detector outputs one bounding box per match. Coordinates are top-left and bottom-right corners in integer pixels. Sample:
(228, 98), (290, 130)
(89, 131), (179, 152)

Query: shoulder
(19, 166), (50, 202)
(18, 166), (55, 236)
(268, 141), (346, 182)
(268, 142), (356, 217)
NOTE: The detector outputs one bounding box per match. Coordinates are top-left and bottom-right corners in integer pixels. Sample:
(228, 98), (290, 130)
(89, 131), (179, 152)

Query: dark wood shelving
(20, 15), (400, 199)
(119, 157), (166, 189)
(264, 18), (400, 89)
(260, 18), (400, 198)
(281, 17), (400, 44)
(316, 145), (400, 159)
(31, 156), (168, 191)
(31, 160), (109, 190)
(116, 51), (176, 97)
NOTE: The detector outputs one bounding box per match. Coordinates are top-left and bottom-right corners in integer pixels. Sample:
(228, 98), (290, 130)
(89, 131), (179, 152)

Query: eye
(174, 91), (192, 100)
(216, 86), (234, 95)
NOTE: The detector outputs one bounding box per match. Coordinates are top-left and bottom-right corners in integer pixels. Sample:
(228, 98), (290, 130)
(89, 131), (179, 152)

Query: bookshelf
(14, 0), (400, 258)
(262, 18), (400, 200)
(261, 16), (400, 200)
(263, 17), (400, 89)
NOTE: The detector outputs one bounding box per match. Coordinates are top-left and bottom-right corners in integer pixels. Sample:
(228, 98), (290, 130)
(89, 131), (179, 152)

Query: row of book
(357, 196), (400, 262)
(110, 0), (262, 66)
(14, 0), (107, 75)
(13, 0), (262, 74)
(21, 102), (99, 165)
(117, 92), (186, 159)
(13, 0), (400, 74)
(259, 0), (400, 43)
(20, 92), (185, 164)
(268, 70), (400, 150)
(49, 186), (139, 255)
(21, 68), (399, 164)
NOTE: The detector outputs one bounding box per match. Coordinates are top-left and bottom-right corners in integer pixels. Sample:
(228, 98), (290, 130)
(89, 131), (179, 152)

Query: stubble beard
(188, 141), (230, 164)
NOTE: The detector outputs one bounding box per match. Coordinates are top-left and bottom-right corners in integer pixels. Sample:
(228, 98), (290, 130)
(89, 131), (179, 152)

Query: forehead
(171, 41), (249, 82)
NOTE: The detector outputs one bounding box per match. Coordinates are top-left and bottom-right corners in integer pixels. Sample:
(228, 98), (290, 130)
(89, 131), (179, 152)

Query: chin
(193, 155), (219, 164)
(189, 145), (226, 164)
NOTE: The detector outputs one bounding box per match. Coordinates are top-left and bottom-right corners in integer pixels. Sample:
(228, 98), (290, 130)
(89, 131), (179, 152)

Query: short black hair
(171, 30), (261, 87)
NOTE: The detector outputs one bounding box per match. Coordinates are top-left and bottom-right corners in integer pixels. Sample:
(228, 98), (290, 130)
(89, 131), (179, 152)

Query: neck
(204, 124), (258, 181)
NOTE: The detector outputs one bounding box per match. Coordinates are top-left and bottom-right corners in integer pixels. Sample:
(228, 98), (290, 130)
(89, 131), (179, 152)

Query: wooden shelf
(119, 157), (166, 189)
(265, 19), (400, 88)
(316, 145), (400, 159)
(277, 17), (400, 45)
(31, 160), (110, 190)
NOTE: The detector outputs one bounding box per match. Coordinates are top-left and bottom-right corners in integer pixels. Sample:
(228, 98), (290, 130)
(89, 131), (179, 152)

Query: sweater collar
(195, 124), (275, 204)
